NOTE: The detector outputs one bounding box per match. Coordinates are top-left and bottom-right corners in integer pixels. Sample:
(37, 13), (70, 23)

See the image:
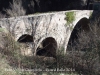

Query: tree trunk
(86, 0), (90, 9)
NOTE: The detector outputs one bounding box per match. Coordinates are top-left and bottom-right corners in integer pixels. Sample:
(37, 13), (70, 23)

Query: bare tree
(86, 0), (91, 9)
(4, 0), (26, 17)
(0, 12), (6, 18)
(67, 17), (100, 74)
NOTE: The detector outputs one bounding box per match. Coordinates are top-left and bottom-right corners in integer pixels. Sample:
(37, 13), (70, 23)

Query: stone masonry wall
(0, 10), (93, 55)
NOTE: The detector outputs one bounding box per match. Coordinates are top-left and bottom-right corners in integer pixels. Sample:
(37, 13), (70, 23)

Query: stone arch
(67, 17), (89, 50)
(17, 34), (33, 56)
(36, 37), (57, 58)
(17, 34), (33, 42)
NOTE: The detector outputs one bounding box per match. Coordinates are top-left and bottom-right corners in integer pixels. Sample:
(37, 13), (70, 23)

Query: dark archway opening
(17, 34), (33, 43)
(36, 37), (57, 58)
(67, 18), (89, 50)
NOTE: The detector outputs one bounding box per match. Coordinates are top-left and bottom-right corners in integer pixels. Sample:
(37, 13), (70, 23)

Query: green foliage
(0, 28), (5, 32)
(89, 12), (93, 19)
(65, 12), (75, 25)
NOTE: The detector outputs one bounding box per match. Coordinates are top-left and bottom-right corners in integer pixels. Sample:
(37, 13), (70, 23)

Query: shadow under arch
(36, 37), (57, 58)
(67, 18), (89, 50)
(17, 34), (33, 42)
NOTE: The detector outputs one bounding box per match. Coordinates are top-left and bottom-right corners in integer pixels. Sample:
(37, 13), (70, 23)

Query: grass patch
(0, 28), (5, 32)
(65, 12), (75, 25)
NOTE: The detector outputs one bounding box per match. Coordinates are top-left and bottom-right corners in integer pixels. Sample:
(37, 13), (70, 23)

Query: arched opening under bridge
(67, 18), (90, 50)
(17, 34), (33, 42)
(17, 34), (33, 56)
(36, 37), (57, 58)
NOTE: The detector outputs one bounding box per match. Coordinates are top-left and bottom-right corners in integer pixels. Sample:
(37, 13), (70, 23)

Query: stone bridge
(0, 10), (93, 56)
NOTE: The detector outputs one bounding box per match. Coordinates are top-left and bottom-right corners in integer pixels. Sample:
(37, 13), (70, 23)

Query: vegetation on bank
(0, 17), (100, 75)
(0, 0), (100, 75)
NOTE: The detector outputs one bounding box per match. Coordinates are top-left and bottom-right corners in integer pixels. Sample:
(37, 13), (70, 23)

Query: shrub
(65, 11), (75, 25)
(4, 0), (26, 17)
(67, 17), (100, 75)
(0, 12), (6, 18)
